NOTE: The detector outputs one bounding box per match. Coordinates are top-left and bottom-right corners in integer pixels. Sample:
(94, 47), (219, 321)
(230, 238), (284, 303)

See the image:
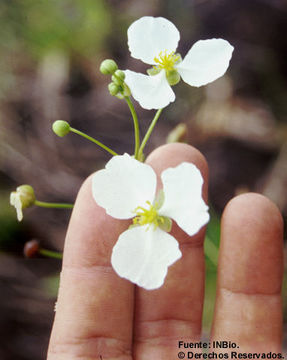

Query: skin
(47, 143), (284, 360)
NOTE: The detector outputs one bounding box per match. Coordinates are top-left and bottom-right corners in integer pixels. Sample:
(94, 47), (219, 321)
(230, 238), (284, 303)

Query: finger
(134, 143), (209, 359)
(211, 193), (283, 353)
(47, 176), (134, 360)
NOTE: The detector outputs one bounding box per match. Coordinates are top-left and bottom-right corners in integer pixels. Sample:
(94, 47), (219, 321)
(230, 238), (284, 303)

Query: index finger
(47, 175), (134, 359)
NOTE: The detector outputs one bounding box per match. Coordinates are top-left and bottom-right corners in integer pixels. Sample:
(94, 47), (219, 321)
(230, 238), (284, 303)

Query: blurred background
(0, 0), (286, 358)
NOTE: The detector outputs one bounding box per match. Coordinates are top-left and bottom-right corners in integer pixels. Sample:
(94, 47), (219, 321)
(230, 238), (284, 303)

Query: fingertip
(223, 192), (283, 234)
(220, 192), (284, 294)
(146, 142), (208, 173)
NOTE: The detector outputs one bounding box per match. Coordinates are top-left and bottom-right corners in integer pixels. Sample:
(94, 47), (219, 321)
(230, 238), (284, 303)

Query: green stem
(138, 108), (163, 159)
(35, 200), (74, 209)
(124, 97), (140, 159)
(204, 235), (219, 267)
(39, 248), (63, 259)
(70, 127), (118, 156)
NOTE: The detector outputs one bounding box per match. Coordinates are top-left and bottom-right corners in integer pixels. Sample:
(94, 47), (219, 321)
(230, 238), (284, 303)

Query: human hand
(47, 143), (283, 360)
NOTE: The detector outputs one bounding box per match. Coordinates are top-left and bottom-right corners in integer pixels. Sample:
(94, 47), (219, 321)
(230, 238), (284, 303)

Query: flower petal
(176, 38), (234, 87)
(92, 154), (156, 219)
(159, 162), (209, 236)
(10, 192), (23, 221)
(127, 16), (180, 65)
(124, 69), (175, 110)
(111, 225), (182, 290)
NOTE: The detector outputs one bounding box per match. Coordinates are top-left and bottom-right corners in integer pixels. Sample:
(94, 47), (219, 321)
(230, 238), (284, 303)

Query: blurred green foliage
(0, 0), (112, 58)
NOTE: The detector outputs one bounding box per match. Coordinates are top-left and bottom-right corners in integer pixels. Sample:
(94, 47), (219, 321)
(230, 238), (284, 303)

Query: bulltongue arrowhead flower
(92, 154), (209, 290)
(10, 185), (36, 221)
(124, 16), (234, 110)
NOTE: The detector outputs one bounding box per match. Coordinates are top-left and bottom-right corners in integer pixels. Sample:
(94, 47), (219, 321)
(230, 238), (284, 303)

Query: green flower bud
(114, 70), (125, 81)
(17, 185), (36, 208)
(100, 59), (118, 75)
(166, 70), (181, 86)
(108, 82), (120, 96)
(52, 120), (70, 137)
(112, 74), (123, 86)
(112, 69), (126, 86)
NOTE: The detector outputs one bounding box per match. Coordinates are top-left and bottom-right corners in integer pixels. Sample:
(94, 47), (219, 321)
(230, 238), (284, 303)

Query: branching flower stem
(138, 108), (163, 159)
(124, 96), (140, 159)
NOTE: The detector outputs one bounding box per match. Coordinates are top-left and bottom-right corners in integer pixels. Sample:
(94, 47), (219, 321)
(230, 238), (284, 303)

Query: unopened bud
(108, 82), (120, 96)
(112, 74), (123, 86)
(52, 120), (70, 137)
(114, 70), (125, 82)
(100, 59), (118, 75)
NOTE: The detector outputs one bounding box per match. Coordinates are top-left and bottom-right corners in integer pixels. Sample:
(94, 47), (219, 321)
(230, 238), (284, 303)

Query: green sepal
(137, 152), (145, 162)
(159, 217), (172, 232)
(166, 70), (181, 86)
(17, 185), (36, 208)
(122, 83), (131, 97)
(147, 67), (161, 76)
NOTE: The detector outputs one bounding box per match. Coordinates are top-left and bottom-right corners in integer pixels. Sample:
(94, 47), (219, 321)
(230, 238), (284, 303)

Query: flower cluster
(10, 15), (233, 289)
(91, 16), (232, 288)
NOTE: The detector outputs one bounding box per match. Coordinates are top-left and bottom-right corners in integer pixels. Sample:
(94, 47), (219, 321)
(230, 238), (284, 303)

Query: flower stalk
(38, 248), (63, 259)
(124, 96), (140, 159)
(69, 127), (118, 156)
(138, 108), (163, 159)
(24, 239), (63, 259)
(35, 200), (74, 209)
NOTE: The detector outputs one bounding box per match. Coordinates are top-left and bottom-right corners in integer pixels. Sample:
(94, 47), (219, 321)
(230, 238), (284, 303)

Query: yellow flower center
(133, 201), (165, 230)
(154, 51), (181, 71)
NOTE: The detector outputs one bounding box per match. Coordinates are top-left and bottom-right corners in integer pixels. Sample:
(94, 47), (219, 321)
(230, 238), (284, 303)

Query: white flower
(92, 154), (209, 290)
(124, 16), (234, 110)
(10, 185), (36, 221)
